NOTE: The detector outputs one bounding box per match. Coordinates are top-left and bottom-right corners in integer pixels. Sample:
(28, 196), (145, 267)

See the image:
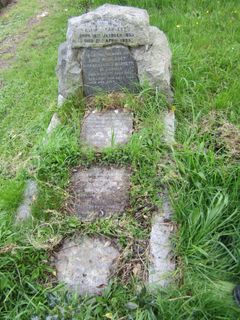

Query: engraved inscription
(69, 167), (131, 221)
(82, 45), (139, 96)
(80, 110), (133, 149)
(78, 19), (136, 46)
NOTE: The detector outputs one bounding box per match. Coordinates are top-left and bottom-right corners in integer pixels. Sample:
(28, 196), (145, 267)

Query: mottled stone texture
(55, 237), (119, 296)
(67, 4), (150, 48)
(16, 180), (38, 222)
(163, 110), (175, 145)
(148, 192), (175, 287)
(56, 4), (172, 103)
(69, 166), (130, 221)
(82, 46), (139, 96)
(80, 110), (133, 149)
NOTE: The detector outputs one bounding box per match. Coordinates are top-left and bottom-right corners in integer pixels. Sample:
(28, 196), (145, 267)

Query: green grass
(0, 0), (240, 319)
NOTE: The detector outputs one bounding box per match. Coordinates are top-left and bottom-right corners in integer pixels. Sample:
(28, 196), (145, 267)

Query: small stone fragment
(163, 110), (175, 145)
(16, 180), (38, 222)
(54, 237), (120, 296)
(46, 113), (61, 135)
(69, 166), (130, 221)
(80, 110), (133, 149)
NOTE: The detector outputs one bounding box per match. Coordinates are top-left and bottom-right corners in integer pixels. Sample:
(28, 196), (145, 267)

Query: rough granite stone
(56, 42), (83, 99)
(55, 237), (119, 296)
(67, 4), (150, 48)
(57, 4), (172, 102)
(131, 26), (172, 101)
(80, 110), (133, 149)
(69, 166), (130, 221)
(16, 180), (38, 222)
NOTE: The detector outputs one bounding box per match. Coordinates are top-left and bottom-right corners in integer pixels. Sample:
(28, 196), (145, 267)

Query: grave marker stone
(82, 46), (138, 96)
(56, 4), (172, 103)
(69, 166), (130, 221)
(80, 109), (133, 149)
(55, 237), (119, 296)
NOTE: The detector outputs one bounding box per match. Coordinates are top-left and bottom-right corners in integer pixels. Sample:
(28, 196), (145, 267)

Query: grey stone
(54, 237), (119, 296)
(57, 5), (172, 101)
(163, 110), (175, 145)
(16, 180), (38, 222)
(131, 26), (172, 101)
(57, 94), (65, 106)
(67, 4), (150, 48)
(56, 42), (83, 98)
(82, 45), (139, 96)
(148, 192), (175, 287)
(69, 166), (130, 221)
(80, 110), (133, 149)
(46, 113), (61, 135)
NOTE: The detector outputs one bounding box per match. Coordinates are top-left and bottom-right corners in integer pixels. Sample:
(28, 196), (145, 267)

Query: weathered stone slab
(15, 180), (38, 222)
(69, 166), (130, 221)
(67, 4), (150, 48)
(148, 192), (175, 287)
(80, 110), (133, 149)
(55, 237), (119, 296)
(82, 46), (139, 96)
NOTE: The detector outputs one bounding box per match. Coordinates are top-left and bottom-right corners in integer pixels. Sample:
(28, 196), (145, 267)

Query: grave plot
(53, 4), (175, 296)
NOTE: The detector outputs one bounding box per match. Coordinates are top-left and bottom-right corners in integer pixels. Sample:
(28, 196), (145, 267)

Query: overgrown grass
(0, 0), (240, 319)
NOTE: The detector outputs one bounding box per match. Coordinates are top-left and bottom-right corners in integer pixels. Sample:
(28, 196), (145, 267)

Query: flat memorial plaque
(82, 45), (139, 96)
(69, 166), (130, 221)
(80, 110), (133, 150)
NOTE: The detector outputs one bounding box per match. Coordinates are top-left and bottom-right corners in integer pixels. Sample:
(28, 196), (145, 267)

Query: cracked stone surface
(69, 166), (130, 221)
(80, 110), (133, 149)
(54, 237), (120, 296)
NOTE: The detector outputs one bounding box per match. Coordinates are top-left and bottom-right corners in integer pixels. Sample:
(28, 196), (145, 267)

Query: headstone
(69, 166), (130, 221)
(54, 237), (119, 295)
(82, 46), (138, 96)
(56, 4), (172, 104)
(80, 109), (133, 149)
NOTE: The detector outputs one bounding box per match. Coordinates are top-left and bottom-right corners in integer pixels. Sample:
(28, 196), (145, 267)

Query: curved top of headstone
(67, 4), (150, 48)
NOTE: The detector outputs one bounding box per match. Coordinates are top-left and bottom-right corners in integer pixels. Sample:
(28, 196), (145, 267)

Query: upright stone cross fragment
(56, 4), (172, 104)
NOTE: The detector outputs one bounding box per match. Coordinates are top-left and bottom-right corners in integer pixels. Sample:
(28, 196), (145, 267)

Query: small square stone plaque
(55, 237), (119, 296)
(69, 166), (130, 221)
(80, 110), (133, 150)
(82, 45), (139, 96)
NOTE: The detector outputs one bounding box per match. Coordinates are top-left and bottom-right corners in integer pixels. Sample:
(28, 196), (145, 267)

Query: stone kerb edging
(56, 4), (172, 105)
